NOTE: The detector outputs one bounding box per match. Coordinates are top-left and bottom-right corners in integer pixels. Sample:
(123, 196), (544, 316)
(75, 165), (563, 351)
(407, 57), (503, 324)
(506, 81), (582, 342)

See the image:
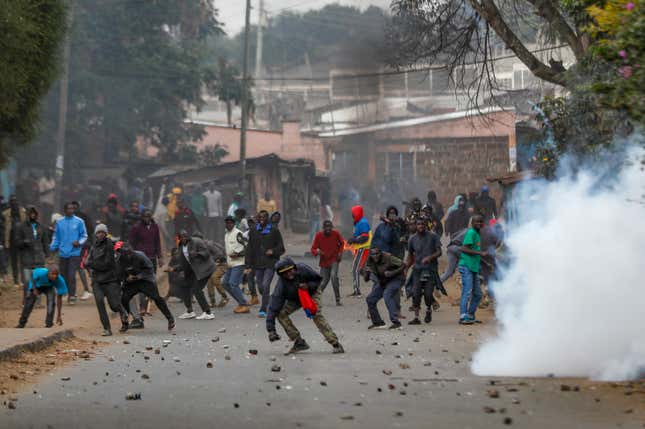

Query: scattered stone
(225, 355), (231, 360)
(271, 365), (281, 372)
(340, 415), (354, 420)
(377, 388), (382, 392)
(123, 340), (130, 345)
(162, 340), (172, 345)
(207, 362), (214, 368)
(399, 390), (407, 395)
(506, 387), (518, 392)
(173, 357), (181, 362)
(266, 402), (271, 406)
(144, 356), (150, 361)
(145, 346), (153, 351)
(211, 337), (220, 343)
(61, 377), (71, 381)
(413, 338), (420, 343)
(624, 409), (633, 414)
(141, 374), (150, 380)
(375, 350), (382, 355)
(320, 381), (327, 386)
(423, 362), (432, 367)
(391, 342), (399, 346)
(503, 417), (513, 425)
(249, 349), (258, 355)
(388, 384), (396, 390)
(560, 384), (572, 392)
(234, 403), (239, 408)
(512, 398), (521, 405)
(125, 392), (141, 400)
(7, 401), (16, 409)
(399, 363), (410, 370)
(487, 389), (500, 398)
(383, 369), (393, 376)
(9, 374), (18, 380)
(353, 402), (362, 407)
(218, 328), (226, 333)
(483, 406), (496, 414)
(154, 349), (160, 355)
(394, 411), (403, 417)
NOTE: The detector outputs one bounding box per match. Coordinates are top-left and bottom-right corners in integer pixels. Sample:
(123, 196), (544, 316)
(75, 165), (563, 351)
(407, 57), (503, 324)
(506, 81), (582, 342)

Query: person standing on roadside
(308, 189), (322, 243)
(16, 265), (66, 328)
(203, 182), (223, 241)
(50, 202), (88, 304)
(121, 201), (142, 240)
(222, 216), (250, 314)
(407, 218), (442, 325)
(245, 210), (285, 317)
(458, 215), (487, 325)
(84, 224), (129, 336)
(3, 195), (26, 285)
(311, 220), (344, 306)
(16, 207), (48, 301)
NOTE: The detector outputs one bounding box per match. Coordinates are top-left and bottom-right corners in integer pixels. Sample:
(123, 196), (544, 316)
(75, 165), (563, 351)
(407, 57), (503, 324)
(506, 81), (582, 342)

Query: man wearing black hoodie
(84, 224), (129, 336)
(245, 210), (285, 317)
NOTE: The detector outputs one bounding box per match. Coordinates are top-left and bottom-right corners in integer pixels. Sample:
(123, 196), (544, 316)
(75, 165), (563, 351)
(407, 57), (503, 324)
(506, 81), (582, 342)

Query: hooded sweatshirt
(351, 205), (371, 250)
(50, 215), (88, 258)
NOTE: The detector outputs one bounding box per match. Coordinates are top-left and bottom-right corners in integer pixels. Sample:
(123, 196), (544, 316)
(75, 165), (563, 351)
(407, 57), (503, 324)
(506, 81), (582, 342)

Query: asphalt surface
(1, 254), (643, 429)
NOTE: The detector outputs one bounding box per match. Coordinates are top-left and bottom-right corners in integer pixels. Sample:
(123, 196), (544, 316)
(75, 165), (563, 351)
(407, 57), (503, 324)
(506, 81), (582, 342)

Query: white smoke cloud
(472, 146), (645, 381)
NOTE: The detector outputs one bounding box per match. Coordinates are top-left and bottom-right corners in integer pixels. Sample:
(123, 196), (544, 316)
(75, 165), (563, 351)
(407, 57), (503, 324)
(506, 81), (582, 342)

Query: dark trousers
(412, 269), (437, 312)
(246, 271), (257, 296)
(92, 281), (128, 331)
(366, 278), (401, 324)
(9, 245), (20, 283)
(59, 256), (81, 297)
(320, 262), (341, 303)
(206, 216), (222, 242)
(19, 286), (55, 327)
(255, 268), (274, 313)
(183, 271), (211, 314)
(122, 280), (173, 323)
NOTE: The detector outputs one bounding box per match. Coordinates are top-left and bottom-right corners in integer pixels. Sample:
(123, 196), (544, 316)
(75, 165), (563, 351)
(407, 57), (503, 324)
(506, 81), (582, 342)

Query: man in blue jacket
(16, 265), (67, 328)
(50, 202), (88, 304)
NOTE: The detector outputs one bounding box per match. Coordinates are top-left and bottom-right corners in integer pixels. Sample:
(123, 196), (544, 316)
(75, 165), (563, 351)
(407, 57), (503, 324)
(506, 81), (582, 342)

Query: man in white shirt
(222, 216), (250, 314)
(203, 182), (223, 242)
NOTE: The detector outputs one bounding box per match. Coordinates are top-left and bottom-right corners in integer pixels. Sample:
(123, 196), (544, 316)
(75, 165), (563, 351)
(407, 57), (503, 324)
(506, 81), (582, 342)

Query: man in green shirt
(458, 215), (487, 325)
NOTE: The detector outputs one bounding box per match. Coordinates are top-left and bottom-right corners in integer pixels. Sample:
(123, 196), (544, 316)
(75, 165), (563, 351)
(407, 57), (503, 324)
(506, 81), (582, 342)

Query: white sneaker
(196, 312), (215, 320)
(178, 312), (196, 319)
(80, 291), (93, 301)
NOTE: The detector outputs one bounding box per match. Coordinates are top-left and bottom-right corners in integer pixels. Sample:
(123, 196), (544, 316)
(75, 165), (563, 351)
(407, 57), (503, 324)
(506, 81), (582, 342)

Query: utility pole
(240, 0), (251, 192)
(255, 0), (264, 80)
(54, 0), (74, 212)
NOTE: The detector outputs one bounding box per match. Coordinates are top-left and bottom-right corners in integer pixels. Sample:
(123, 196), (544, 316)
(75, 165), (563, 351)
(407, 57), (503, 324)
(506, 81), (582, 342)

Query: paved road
(1, 254), (642, 429)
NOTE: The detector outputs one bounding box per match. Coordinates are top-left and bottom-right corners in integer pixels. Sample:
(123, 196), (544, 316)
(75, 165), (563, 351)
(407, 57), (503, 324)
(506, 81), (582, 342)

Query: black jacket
(85, 237), (118, 284)
(15, 220), (48, 269)
(266, 263), (321, 333)
(116, 250), (156, 285)
(245, 224), (285, 269)
(121, 211), (141, 240)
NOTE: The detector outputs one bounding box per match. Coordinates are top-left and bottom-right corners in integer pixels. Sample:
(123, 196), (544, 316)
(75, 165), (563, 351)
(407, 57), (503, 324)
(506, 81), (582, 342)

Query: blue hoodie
(50, 215), (88, 258)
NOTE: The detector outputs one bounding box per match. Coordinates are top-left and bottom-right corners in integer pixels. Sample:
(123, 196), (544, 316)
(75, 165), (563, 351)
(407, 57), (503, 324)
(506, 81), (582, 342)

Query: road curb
(0, 329), (74, 362)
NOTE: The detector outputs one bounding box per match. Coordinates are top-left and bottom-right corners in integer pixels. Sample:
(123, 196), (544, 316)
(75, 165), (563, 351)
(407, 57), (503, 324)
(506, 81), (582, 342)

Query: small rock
(483, 406), (496, 414)
(173, 357), (181, 362)
(560, 384), (571, 392)
(399, 390), (407, 395)
(270, 365), (281, 372)
(9, 374), (18, 380)
(382, 369), (393, 376)
(340, 415), (354, 420)
(503, 417), (513, 425)
(487, 389), (500, 398)
(234, 403), (239, 408)
(141, 374), (150, 380)
(413, 338), (420, 343)
(424, 362), (432, 367)
(211, 337), (220, 343)
(61, 377), (71, 381)
(512, 398), (521, 405)
(394, 411), (403, 417)
(125, 392), (141, 400)
(353, 402), (362, 406)
(7, 401), (16, 409)
(249, 349), (258, 355)
(207, 362), (214, 368)
(377, 388), (382, 392)
(123, 340), (130, 345)
(624, 409), (633, 414)
(225, 355), (231, 361)
(320, 381), (327, 386)
(391, 342), (399, 346)
(154, 349), (160, 354)
(218, 328), (226, 333)
(375, 350), (382, 355)
(399, 363), (410, 370)
(388, 384), (396, 390)
(145, 346), (153, 351)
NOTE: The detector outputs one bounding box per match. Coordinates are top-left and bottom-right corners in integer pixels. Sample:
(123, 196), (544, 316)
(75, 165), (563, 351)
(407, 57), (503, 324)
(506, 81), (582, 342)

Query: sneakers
(15, 324), (25, 329)
(368, 322), (387, 330)
(233, 305), (250, 314)
(336, 301), (343, 306)
(459, 317), (474, 325)
(80, 291), (93, 301)
(68, 296), (77, 305)
(249, 296), (260, 306)
(119, 323), (129, 333)
(168, 320), (176, 331)
(389, 321), (402, 330)
(347, 291), (362, 298)
(432, 301), (440, 311)
(258, 311), (267, 318)
(101, 329), (112, 336)
(196, 312), (215, 320)
(178, 311), (197, 319)
(332, 343), (345, 354)
(287, 338), (310, 354)
(408, 318), (422, 325)
(129, 318), (145, 329)
(424, 311), (433, 324)
(217, 297), (229, 308)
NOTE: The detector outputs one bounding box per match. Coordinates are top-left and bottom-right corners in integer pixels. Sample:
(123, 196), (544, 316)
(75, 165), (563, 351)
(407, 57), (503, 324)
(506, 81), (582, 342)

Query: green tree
(0, 0), (66, 166)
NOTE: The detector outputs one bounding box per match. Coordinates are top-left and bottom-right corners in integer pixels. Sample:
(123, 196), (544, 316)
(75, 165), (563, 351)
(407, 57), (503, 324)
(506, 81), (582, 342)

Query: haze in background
(472, 146), (645, 381)
(216, 0), (391, 35)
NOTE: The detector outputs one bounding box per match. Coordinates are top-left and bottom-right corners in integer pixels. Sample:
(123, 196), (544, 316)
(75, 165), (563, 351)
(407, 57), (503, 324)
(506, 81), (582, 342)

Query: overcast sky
(215, 0), (391, 35)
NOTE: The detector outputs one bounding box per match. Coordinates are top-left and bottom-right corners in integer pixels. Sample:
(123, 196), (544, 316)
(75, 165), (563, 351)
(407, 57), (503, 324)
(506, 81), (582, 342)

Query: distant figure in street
(346, 205), (371, 298)
(266, 258), (344, 354)
(16, 207), (48, 301)
(101, 194), (125, 240)
(50, 202), (88, 304)
(84, 224), (129, 336)
(16, 265), (66, 328)
(227, 192), (244, 217)
(203, 182), (223, 241)
(475, 186), (498, 222)
(458, 215), (487, 325)
(444, 195), (470, 239)
(3, 195), (26, 285)
(309, 189), (322, 242)
(174, 198), (201, 237)
(121, 201), (142, 240)
(311, 220), (344, 306)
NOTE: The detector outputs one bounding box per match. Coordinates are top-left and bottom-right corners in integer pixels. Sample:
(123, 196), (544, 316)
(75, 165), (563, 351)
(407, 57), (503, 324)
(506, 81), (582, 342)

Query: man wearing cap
(266, 258), (344, 354)
(15, 206), (49, 301)
(227, 192), (245, 217)
(474, 186), (497, 223)
(85, 224), (129, 336)
(115, 242), (175, 330)
(16, 265), (66, 328)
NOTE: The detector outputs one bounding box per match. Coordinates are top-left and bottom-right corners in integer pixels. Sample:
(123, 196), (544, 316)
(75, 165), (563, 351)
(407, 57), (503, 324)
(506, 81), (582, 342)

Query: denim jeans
(309, 216), (321, 243)
(22, 268), (34, 300)
(366, 278), (401, 324)
(255, 268), (275, 312)
(458, 266), (482, 319)
(19, 286), (56, 327)
(222, 266), (247, 305)
(320, 262), (340, 302)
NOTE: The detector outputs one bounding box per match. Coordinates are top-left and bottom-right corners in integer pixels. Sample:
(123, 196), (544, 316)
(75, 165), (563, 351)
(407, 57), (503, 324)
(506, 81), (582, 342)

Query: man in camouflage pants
(207, 261), (229, 308)
(266, 258), (344, 354)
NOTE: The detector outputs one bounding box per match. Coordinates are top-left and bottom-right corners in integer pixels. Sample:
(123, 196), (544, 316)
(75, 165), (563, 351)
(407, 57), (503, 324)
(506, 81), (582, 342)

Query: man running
(267, 258), (344, 354)
(16, 265), (66, 328)
(346, 205), (371, 298)
(311, 220), (344, 305)
(115, 242), (175, 330)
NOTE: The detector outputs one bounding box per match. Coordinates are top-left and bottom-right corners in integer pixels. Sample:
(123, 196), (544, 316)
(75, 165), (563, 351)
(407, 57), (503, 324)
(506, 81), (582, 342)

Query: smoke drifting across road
(472, 146), (645, 381)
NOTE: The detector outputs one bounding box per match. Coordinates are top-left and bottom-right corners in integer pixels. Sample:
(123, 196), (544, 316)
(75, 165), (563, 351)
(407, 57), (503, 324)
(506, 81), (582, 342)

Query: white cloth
(224, 227), (245, 267)
(203, 189), (223, 218)
(227, 202), (239, 217)
(181, 244), (189, 262)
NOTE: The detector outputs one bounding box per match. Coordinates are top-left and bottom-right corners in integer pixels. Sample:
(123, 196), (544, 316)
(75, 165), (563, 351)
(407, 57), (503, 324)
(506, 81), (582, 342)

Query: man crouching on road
(266, 258), (344, 354)
(16, 265), (66, 328)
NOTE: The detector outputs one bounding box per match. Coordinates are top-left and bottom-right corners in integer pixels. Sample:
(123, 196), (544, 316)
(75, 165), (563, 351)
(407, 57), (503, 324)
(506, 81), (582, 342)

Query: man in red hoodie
(311, 220), (344, 306)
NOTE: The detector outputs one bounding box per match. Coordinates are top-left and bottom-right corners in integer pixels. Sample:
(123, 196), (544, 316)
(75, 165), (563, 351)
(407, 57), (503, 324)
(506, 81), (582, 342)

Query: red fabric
(298, 288), (318, 317)
(351, 205), (364, 223)
(311, 230), (345, 268)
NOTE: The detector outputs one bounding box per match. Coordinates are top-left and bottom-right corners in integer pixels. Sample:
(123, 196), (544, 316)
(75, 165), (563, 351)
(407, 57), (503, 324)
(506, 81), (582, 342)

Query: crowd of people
(9, 179), (502, 355)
